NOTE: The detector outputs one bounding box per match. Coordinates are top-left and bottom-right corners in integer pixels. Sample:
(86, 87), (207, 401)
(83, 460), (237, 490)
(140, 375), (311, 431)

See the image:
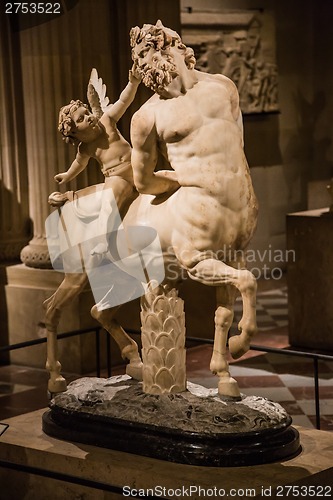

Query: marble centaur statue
(44, 21), (258, 400)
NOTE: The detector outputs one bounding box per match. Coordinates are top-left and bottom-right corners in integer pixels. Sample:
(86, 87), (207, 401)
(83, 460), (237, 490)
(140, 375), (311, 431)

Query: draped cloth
(45, 184), (165, 310)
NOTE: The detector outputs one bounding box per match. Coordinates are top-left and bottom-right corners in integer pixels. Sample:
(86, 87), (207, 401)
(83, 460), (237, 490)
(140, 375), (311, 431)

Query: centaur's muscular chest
(154, 80), (233, 145)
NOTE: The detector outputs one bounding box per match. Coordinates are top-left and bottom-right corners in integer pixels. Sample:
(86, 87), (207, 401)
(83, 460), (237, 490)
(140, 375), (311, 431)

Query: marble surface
(0, 409), (333, 499)
(44, 376), (299, 466)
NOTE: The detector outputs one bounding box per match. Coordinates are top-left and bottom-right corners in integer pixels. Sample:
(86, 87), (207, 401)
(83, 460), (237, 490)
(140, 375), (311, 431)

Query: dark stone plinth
(287, 209), (333, 350)
(43, 376), (301, 467)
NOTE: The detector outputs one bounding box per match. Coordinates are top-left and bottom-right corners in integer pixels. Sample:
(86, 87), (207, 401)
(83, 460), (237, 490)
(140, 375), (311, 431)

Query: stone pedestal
(44, 376), (300, 467)
(287, 208), (333, 351)
(0, 409), (332, 499)
(5, 264), (101, 374)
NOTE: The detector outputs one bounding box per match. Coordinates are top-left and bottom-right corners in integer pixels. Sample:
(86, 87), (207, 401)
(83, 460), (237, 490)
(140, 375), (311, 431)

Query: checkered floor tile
(187, 346), (333, 431)
(232, 287), (288, 331)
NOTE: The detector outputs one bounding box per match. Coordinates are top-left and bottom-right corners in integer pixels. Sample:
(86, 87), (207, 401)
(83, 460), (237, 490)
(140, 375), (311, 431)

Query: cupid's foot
(91, 242), (108, 255)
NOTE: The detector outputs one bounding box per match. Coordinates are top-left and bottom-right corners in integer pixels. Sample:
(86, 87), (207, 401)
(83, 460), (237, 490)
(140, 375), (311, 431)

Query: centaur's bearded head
(130, 20), (196, 95)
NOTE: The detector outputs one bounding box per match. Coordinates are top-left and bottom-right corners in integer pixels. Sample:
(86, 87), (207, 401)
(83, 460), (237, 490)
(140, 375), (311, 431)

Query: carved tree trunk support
(140, 282), (186, 395)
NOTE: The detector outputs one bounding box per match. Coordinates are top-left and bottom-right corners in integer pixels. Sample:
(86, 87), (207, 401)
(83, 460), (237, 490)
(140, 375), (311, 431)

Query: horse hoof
(126, 362), (143, 381)
(218, 376), (241, 401)
(48, 377), (67, 394)
(229, 334), (250, 360)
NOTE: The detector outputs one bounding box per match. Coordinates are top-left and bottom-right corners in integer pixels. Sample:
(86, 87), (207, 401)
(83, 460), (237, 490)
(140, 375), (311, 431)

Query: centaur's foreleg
(43, 272), (88, 393)
(91, 303), (143, 380)
(210, 285), (240, 400)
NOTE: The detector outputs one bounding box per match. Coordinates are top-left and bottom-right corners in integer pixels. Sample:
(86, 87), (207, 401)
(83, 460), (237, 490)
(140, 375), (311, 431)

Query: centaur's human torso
(126, 70), (258, 266)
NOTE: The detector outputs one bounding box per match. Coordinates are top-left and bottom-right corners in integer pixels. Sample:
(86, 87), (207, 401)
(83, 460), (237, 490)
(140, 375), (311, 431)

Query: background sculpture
(181, 9), (279, 114)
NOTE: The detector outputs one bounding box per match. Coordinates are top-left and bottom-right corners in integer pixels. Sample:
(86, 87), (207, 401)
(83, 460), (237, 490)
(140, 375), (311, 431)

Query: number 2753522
(5, 3), (61, 14)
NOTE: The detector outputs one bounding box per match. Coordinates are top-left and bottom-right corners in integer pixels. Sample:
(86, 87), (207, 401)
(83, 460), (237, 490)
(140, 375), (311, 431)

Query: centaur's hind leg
(43, 272), (89, 393)
(91, 304), (143, 380)
(210, 285), (240, 399)
(187, 257), (257, 358)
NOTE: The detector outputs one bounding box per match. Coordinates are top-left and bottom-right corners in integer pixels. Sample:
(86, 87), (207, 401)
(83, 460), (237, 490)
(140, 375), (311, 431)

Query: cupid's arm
(54, 147), (90, 184)
(131, 109), (180, 195)
(105, 65), (140, 123)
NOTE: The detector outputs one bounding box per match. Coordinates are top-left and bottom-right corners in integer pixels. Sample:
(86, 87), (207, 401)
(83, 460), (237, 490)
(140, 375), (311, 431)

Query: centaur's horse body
(44, 154), (258, 399)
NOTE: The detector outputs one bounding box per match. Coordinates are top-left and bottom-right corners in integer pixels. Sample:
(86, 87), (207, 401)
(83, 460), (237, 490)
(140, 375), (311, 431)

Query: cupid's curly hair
(58, 100), (89, 140)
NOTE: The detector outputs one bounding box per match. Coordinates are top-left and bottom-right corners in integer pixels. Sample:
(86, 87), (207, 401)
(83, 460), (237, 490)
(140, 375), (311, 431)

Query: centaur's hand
(155, 170), (180, 192)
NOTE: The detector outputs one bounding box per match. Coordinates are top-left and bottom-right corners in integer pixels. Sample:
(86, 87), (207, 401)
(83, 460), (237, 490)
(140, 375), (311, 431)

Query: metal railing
(0, 325), (143, 377)
(1, 329), (333, 430)
(0, 326), (104, 376)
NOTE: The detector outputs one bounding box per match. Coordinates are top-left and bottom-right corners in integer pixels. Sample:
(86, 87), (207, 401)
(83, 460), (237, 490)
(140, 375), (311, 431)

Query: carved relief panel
(181, 9), (279, 114)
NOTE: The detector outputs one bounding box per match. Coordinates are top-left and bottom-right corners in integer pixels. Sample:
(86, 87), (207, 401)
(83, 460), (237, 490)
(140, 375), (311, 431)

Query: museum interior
(0, 0), (333, 497)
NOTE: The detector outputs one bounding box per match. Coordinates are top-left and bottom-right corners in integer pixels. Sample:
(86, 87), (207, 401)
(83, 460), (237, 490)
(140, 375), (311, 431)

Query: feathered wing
(87, 68), (110, 118)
